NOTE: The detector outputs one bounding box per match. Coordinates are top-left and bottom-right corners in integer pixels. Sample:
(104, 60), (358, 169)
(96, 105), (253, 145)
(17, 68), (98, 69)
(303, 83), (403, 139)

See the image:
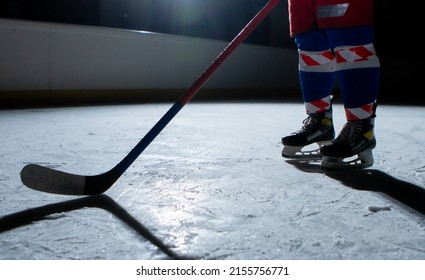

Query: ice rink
(1, 101), (424, 260)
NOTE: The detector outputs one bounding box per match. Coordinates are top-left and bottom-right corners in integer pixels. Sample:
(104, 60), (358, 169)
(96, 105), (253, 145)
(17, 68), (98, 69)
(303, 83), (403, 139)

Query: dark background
(0, 0), (421, 106)
(0, 0), (413, 57)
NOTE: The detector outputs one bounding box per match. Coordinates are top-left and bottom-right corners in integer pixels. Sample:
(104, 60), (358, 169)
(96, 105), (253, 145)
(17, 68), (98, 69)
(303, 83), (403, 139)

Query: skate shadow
(285, 160), (425, 215)
(0, 194), (191, 260)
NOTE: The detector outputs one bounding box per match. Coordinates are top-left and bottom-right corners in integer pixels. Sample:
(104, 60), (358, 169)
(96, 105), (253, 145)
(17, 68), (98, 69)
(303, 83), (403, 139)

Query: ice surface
(1, 102), (424, 260)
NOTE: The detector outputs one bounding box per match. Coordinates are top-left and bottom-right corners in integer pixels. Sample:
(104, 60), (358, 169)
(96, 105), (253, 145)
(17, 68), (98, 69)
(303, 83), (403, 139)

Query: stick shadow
(285, 160), (425, 215)
(0, 194), (192, 260)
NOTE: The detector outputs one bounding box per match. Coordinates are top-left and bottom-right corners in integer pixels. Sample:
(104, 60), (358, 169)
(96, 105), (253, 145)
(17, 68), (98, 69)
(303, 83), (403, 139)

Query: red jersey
(288, 0), (374, 37)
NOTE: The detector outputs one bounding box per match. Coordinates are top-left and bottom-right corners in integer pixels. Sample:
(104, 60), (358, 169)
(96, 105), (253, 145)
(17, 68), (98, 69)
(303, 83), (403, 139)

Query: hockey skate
(281, 110), (335, 159)
(320, 117), (376, 169)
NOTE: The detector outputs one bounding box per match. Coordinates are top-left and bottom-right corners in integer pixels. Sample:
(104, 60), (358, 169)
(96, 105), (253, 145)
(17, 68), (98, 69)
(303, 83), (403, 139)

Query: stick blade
(21, 164), (87, 195)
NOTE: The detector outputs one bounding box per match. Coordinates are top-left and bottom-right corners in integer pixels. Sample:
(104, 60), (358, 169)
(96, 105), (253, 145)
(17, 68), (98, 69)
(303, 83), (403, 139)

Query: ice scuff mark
(368, 205), (392, 213)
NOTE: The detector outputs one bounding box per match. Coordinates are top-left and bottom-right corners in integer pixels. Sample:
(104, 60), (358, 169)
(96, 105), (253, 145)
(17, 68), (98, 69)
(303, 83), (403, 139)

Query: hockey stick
(20, 0), (281, 195)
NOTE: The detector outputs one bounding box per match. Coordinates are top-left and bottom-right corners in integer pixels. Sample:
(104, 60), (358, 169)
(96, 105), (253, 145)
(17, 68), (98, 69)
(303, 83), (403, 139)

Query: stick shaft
(115, 0), (281, 175)
(179, 0), (281, 105)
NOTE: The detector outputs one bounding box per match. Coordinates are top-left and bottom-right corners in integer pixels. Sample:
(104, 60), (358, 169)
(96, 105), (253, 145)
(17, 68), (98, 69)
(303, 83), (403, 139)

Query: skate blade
(321, 149), (374, 169)
(282, 141), (328, 160)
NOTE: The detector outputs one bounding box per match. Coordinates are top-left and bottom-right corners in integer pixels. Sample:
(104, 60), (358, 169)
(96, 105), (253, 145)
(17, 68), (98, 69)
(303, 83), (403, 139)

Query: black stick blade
(21, 164), (87, 195)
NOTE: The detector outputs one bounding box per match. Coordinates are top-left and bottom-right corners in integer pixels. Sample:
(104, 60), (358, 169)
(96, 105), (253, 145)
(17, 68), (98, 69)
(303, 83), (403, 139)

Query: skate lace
(335, 121), (362, 144)
(294, 115), (320, 135)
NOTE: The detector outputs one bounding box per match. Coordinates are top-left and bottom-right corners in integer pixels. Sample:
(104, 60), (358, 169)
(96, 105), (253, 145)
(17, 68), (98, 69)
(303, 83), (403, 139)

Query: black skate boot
(320, 116), (376, 169)
(282, 110), (335, 159)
